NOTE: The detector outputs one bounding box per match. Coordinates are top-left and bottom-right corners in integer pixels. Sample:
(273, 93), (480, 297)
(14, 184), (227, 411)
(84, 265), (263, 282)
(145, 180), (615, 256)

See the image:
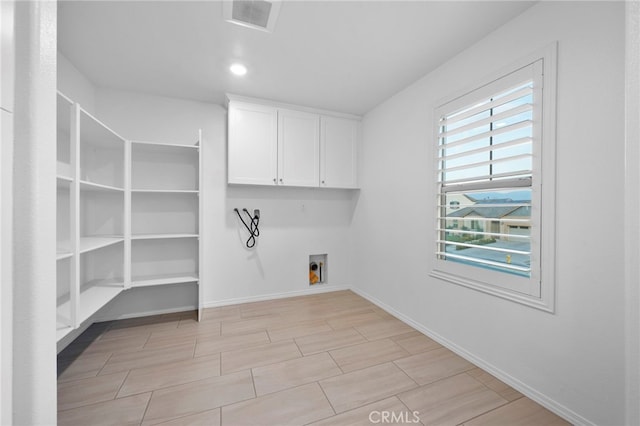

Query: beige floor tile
(322, 306), (379, 319)
(97, 326), (154, 342)
(221, 341), (302, 374)
(200, 305), (242, 323)
(220, 314), (287, 335)
(319, 362), (417, 413)
(58, 392), (151, 426)
(194, 330), (270, 357)
(221, 382), (334, 426)
(82, 334), (148, 355)
(462, 396), (571, 426)
(267, 319), (332, 342)
(392, 331), (442, 354)
(309, 396), (418, 426)
(176, 316), (200, 329)
(466, 368), (523, 402)
(143, 333), (198, 351)
(370, 306), (398, 319)
(239, 300), (297, 318)
(394, 347), (475, 385)
(330, 296), (376, 308)
(295, 327), (367, 355)
(154, 408), (220, 426)
(58, 352), (112, 382)
(252, 352), (342, 396)
(277, 309), (333, 323)
(99, 342), (195, 375)
(329, 338), (410, 373)
(355, 318), (414, 340)
(58, 371), (128, 411)
(327, 310), (385, 330)
(398, 373), (507, 426)
(118, 353), (220, 397)
(142, 370), (255, 425)
(147, 317), (221, 340)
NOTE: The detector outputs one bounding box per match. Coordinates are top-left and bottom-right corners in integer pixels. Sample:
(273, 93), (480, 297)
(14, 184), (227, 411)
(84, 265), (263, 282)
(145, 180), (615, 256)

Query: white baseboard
(202, 284), (349, 308)
(350, 287), (593, 426)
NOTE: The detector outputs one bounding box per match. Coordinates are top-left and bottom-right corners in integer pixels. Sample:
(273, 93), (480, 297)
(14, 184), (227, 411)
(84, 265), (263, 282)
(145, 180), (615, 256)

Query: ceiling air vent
(223, 0), (282, 33)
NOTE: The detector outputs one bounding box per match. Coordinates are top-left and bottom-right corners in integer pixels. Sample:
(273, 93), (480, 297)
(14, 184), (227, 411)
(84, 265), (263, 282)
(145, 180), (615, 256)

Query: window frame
(429, 44), (557, 312)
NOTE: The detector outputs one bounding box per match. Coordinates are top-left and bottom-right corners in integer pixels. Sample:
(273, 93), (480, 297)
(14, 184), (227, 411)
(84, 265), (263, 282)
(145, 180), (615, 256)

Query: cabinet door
(228, 102), (278, 185)
(320, 116), (358, 188)
(277, 109), (319, 187)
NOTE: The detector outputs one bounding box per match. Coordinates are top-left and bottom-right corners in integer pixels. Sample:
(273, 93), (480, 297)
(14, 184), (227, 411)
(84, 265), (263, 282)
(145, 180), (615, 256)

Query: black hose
(234, 208), (260, 248)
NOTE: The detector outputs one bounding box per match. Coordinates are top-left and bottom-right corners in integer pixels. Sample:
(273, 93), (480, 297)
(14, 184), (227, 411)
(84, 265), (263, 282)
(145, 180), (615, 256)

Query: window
(431, 46), (557, 311)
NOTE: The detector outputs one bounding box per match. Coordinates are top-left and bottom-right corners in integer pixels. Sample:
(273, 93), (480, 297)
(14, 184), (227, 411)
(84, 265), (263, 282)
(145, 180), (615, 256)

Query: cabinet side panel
(321, 117), (358, 188)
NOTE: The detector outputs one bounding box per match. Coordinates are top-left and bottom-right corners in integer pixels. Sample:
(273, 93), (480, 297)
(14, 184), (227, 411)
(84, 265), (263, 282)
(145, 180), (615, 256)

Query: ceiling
(58, 1), (535, 116)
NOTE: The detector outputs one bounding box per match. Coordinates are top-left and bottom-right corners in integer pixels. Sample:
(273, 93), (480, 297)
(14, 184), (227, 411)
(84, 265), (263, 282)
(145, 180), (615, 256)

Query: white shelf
(131, 188), (198, 194)
(56, 278), (124, 331)
(131, 233), (198, 240)
(57, 249), (73, 261)
(72, 278), (124, 325)
(57, 175), (73, 185)
(79, 236), (124, 254)
(57, 323), (73, 342)
(131, 140), (199, 149)
(131, 273), (199, 288)
(80, 180), (124, 192)
(78, 278), (124, 323)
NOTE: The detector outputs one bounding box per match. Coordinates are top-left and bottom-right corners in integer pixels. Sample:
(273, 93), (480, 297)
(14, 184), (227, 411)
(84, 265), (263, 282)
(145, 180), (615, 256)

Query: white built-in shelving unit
(129, 139), (202, 294)
(56, 91), (203, 347)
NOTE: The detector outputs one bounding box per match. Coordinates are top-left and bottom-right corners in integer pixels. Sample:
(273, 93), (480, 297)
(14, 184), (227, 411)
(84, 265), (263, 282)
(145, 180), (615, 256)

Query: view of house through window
(441, 189), (531, 277)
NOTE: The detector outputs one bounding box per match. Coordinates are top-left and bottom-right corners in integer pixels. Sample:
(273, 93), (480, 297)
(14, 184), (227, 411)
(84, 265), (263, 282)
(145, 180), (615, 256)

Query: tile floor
(57, 290), (571, 425)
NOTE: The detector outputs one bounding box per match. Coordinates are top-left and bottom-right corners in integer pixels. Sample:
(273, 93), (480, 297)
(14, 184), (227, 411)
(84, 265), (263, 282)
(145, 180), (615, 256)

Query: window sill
(429, 268), (554, 313)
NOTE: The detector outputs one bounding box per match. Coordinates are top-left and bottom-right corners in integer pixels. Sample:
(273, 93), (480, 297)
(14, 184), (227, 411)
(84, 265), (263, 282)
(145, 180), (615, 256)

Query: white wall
(624, 2), (640, 424)
(57, 53), (96, 115)
(0, 1), (14, 423)
(351, 2), (625, 425)
(12, 1), (57, 423)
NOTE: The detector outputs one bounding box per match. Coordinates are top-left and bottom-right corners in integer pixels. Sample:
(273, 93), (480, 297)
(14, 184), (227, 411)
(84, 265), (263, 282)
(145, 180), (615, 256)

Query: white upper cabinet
(277, 109), (319, 187)
(228, 101), (278, 185)
(227, 95), (359, 189)
(320, 116), (358, 189)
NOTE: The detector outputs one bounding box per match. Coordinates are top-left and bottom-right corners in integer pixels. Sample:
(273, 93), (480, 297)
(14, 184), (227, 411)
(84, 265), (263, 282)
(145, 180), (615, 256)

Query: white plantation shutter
(434, 60), (543, 283)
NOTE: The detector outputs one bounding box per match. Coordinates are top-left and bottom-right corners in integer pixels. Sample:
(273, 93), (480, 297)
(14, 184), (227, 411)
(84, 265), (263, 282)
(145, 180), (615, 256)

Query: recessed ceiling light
(230, 63), (247, 76)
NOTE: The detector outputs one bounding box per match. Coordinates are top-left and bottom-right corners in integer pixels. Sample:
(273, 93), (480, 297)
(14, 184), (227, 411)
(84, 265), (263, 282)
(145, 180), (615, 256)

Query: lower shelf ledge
(131, 273), (199, 288)
(56, 324), (73, 342)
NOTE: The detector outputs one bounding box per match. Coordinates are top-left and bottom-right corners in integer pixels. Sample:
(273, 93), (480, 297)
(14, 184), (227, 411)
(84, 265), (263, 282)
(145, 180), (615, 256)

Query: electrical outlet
(254, 209), (260, 218)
